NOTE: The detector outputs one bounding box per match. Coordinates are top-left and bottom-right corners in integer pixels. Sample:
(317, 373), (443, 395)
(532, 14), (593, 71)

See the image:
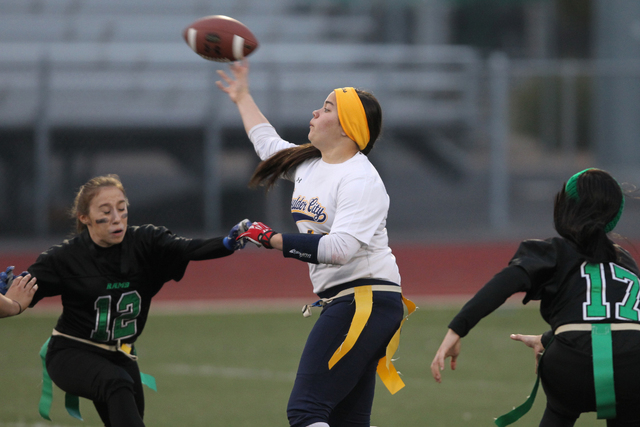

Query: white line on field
(23, 295), (539, 317)
(158, 363), (296, 381)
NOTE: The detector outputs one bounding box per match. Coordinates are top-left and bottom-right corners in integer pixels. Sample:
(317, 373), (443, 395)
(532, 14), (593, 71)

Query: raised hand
(215, 60), (250, 104)
(238, 221), (277, 249)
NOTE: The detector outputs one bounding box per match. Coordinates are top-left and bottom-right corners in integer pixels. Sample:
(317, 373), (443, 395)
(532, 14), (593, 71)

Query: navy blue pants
(287, 286), (404, 427)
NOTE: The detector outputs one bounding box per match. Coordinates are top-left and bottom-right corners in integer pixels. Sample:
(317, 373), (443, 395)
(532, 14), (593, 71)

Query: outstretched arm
(183, 219), (252, 260)
(430, 328), (461, 383)
(238, 221), (365, 267)
(216, 60), (270, 134)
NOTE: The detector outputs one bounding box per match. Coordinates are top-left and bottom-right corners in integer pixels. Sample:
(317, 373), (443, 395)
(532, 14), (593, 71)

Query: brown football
(183, 15), (259, 62)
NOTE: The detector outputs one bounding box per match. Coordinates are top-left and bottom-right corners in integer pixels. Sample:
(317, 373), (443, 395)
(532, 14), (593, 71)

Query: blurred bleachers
(0, 0), (500, 241)
(0, 0), (374, 43)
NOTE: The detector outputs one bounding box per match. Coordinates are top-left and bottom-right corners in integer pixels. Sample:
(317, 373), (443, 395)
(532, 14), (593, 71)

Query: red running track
(0, 242), (522, 307)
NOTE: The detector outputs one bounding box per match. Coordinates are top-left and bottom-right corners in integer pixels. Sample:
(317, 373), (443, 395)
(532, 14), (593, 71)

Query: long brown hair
(249, 89), (383, 190)
(553, 168), (624, 262)
(70, 174), (128, 234)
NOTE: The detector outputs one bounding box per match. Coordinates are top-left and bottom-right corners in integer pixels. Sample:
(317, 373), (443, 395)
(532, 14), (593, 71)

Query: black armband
(282, 233), (323, 264)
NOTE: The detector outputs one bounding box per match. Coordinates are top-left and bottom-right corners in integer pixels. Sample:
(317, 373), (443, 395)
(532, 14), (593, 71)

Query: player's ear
(78, 214), (90, 225)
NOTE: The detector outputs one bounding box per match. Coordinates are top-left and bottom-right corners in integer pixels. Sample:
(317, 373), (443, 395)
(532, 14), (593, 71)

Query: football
(183, 15), (259, 62)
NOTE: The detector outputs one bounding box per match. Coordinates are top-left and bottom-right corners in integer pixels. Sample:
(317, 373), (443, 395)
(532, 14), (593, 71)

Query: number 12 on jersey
(582, 262), (640, 321)
(91, 291), (142, 341)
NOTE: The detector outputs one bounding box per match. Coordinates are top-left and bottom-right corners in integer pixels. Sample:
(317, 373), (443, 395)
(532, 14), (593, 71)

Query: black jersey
(28, 224), (232, 345)
(449, 237), (640, 337)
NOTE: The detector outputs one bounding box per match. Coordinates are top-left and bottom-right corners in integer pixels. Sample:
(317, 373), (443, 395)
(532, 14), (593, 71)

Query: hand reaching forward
(238, 221), (277, 249)
(2, 274), (37, 317)
(223, 218), (252, 251)
(430, 329), (461, 383)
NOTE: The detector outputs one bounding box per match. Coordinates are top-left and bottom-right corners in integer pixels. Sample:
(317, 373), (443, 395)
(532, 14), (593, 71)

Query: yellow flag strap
(378, 294), (416, 394)
(324, 285), (416, 395)
(328, 286), (373, 369)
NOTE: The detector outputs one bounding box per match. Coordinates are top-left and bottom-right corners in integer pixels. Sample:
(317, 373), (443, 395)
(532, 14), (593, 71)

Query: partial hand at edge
(4, 274), (37, 316)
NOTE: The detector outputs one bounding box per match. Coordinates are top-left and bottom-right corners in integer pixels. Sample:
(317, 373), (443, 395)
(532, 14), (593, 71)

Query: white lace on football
(232, 35), (245, 60)
(187, 28), (197, 52)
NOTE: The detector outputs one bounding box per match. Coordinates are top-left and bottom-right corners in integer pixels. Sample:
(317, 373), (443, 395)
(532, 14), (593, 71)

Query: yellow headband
(334, 87), (370, 151)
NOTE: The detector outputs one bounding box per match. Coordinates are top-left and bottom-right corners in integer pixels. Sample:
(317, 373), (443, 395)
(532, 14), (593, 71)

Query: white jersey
(249, 123), (401, 294)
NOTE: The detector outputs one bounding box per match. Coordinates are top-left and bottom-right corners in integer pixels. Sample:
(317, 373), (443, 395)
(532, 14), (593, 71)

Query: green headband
(565, 168), (625, 233)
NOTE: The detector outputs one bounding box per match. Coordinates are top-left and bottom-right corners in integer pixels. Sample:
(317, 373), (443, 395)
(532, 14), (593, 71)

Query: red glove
(237, 222), (277, 249)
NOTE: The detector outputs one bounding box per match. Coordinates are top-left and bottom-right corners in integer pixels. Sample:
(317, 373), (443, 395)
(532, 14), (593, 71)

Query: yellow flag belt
(303, 284), (416, 394)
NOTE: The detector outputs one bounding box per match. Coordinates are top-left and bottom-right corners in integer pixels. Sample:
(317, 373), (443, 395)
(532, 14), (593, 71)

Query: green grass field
(0, 303), (604, 427)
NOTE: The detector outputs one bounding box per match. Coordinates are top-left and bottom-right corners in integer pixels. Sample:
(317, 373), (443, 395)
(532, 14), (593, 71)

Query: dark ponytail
(248, 144), (321, 189)
(358, 89), (382, 156)
(553, 169), (624, 263)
